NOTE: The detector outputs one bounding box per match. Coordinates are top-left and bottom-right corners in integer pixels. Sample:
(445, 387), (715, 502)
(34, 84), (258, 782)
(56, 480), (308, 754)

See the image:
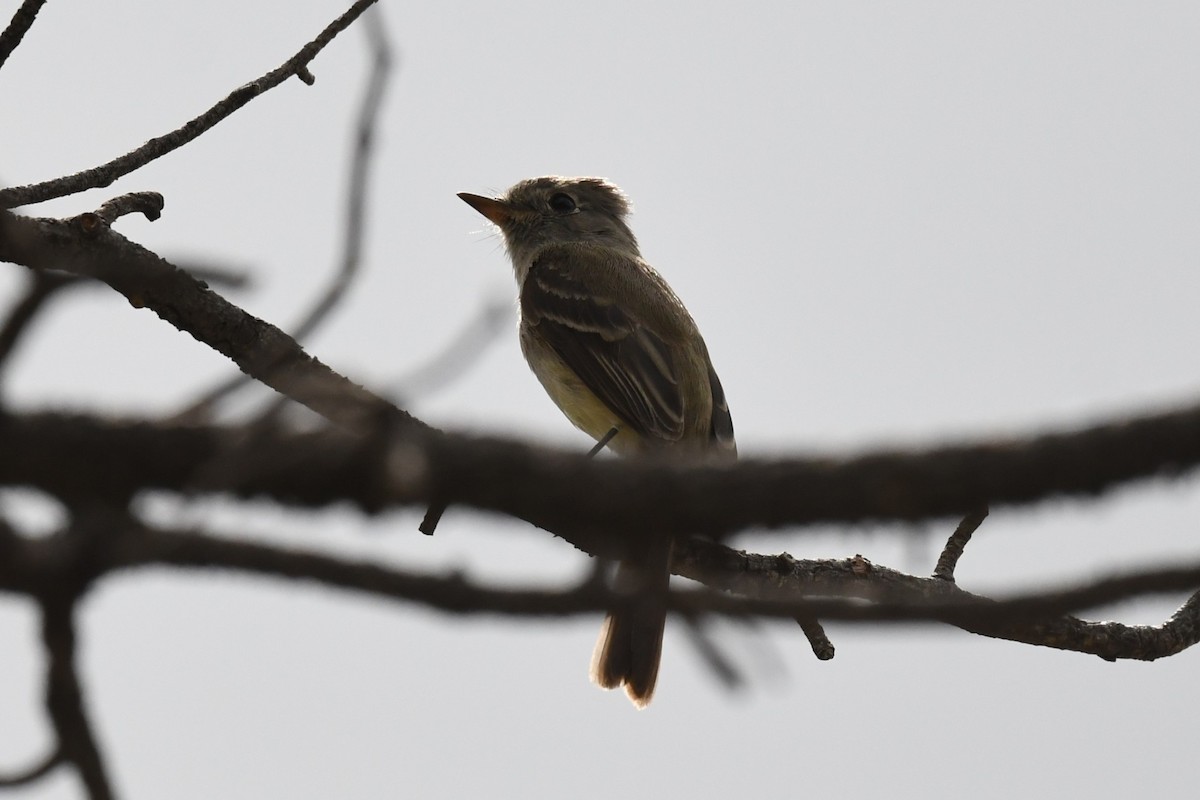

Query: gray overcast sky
(3, 2), (1200, 798)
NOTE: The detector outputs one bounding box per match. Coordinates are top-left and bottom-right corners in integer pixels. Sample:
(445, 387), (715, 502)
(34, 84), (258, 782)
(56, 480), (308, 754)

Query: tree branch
(1, 408), (1199, 556)
(933, 505), (989, 581)
(41, 596), (113, 800)
(0, 0), (47, 71)
(4, 519), (1198, 664)
(0, 0), (380, 209)
(7, 204), (1199, 540)
(674, 541), (1200, 660)
(0, 747), (62, 788)
(92, 191), (163, 224)
(1, 210), (420, 436)
(175, 7), (394, 421)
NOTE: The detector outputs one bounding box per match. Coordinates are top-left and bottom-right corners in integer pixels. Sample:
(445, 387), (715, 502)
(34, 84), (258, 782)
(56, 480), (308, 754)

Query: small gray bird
(458, 176), (736, 707)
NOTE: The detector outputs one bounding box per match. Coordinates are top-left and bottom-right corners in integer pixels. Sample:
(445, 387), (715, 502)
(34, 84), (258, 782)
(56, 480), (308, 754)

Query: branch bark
(0, 0), (48, 71)
(1, 406), (1198, 554)
(3, 518), (1197, 664)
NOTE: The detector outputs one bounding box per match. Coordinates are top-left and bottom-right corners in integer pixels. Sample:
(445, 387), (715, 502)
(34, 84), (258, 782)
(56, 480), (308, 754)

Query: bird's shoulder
(522, 243), (694, 339)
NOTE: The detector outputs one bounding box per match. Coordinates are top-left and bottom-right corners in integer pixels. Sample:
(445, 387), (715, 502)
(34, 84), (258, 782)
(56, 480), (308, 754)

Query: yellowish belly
(519, 328), (640, 455)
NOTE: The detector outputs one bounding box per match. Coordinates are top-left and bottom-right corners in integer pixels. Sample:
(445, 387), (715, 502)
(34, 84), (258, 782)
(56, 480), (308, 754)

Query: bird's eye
(548, 192), (577, 214)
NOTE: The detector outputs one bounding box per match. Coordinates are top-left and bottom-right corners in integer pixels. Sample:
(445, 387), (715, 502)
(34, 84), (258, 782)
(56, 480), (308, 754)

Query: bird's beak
(458, 192), (514, 226)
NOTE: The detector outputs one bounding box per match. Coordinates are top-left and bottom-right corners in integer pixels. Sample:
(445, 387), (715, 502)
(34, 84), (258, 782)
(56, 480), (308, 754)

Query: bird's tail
(589, 542), (671, 708)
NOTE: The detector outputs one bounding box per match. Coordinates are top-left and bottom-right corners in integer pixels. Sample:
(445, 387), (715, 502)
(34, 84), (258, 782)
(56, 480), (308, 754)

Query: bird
(457, 176), (736, 707)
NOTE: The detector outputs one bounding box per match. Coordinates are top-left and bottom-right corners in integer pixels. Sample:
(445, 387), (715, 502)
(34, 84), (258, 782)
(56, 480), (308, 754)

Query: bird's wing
(521, 251), (687, 442)
(706, 363), (737, 456)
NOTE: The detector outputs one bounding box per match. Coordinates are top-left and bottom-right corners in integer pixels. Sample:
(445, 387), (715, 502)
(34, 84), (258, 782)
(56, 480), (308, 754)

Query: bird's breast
(519, 324), (642, 455)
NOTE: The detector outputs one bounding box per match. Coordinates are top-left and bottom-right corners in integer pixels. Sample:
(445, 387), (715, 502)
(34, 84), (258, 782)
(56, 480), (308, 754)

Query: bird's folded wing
(706, 364), (737, 455)
(521, 254), (686, 442)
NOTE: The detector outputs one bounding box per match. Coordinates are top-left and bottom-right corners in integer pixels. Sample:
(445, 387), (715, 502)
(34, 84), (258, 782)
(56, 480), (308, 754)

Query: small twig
(92, 191), (164, 224)
(0, 0), (380, 208)
(794, 614), (835, 660)
(933, 505), (989, 581)
(0, 0), (47, 70)
(418, 502), (447, 535)
(0, 747), (63, 788)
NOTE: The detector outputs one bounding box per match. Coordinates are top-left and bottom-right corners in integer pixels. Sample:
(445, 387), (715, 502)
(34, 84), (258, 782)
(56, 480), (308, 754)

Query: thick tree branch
(1, 408), (1199, 554)
(0, 0), (379, 209)
(7, 207), (1199, 541)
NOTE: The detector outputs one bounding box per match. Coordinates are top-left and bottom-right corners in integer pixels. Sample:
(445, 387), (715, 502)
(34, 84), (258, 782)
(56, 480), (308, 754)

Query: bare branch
(91, 191), (164, 224)
(795, 614), (835, 660)
(422, 353), (596, 537)
(0, 0), (380, 209)
(8, 207), (1199, 548)
(176, 8), (395, 421)
(41, 598), (113, 800)
(0, 248), (241, 389)
(0, 211), (420, 435)
(675, 541), (1200, 660)
(3, 408), (1200, 554)
(933, 505), (989, 581)
(49, 521), (1200, 630)
(6, 518), (1199, 665)
(105, 521), (611, 616)
(10, 202), (1197, 538)
(292, 6), (391, 346)
(0, 0), (47, 71)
